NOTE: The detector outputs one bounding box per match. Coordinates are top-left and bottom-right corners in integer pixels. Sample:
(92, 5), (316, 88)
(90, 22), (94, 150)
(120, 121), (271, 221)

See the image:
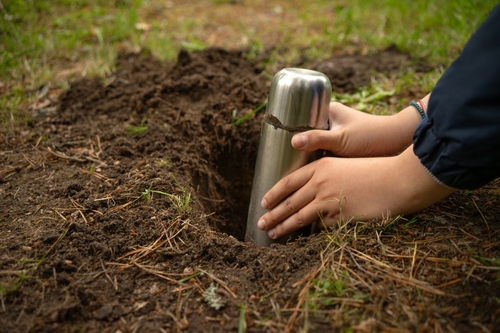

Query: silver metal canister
(245, 68), (331, 246)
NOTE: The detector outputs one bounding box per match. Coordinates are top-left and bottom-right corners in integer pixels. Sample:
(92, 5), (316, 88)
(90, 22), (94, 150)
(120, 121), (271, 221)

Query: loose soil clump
(1, 47), (499, 333)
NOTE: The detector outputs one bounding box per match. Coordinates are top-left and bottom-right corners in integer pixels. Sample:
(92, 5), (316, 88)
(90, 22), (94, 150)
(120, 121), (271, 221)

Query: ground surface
(1, 48), (500, 333)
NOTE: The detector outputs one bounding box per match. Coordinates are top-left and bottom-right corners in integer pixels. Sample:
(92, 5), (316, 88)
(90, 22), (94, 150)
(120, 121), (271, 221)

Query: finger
(291, 103), (351, 153)
(261, 162), (316, 210)
(268, 200), (332, 239)
(291, 130), (338, 152)
(259, 185), (315, 231)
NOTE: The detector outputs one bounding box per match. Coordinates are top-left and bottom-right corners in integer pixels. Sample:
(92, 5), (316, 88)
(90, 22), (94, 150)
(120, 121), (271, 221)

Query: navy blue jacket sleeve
(413, 4), (500, 190)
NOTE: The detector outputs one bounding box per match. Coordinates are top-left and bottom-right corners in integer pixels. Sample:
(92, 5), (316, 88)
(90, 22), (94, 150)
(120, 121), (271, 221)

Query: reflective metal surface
(245, 68), (331, 246)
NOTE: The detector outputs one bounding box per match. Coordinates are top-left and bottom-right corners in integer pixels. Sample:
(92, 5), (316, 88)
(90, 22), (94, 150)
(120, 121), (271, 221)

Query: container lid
(265, 68), (331, 131)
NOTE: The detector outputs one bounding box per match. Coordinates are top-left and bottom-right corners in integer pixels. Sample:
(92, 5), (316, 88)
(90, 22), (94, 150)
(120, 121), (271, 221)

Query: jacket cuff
(413, 118), (492, 190)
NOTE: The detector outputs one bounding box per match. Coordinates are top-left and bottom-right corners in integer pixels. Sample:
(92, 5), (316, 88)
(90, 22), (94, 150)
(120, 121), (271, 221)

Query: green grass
(332, 85), (395, 113)
(126, 118), (148, 136)
(238, 304), (247, 333)
(1, 0), (142, 78)
(304, 269), (369, 330)
(140, 174), (192, 215)
(321, 0), (493, 63)
(235, 98), (268, 125)
(155, 157), (170, 168)
(1, 0), (497, 131)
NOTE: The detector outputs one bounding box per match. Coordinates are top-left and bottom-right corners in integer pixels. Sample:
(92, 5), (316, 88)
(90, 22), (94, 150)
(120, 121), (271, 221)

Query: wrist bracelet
(418, 99), (427, 111)
(410, 101), (426, 119)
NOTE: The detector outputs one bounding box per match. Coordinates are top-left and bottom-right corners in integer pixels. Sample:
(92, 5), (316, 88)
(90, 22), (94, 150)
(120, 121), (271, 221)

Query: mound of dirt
(1, 47), (499, 333)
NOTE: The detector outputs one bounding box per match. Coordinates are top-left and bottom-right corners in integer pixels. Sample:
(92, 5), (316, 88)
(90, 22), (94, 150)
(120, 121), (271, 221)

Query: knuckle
(282, 175), (294, 190)
(295, 212), (306, 227)
(323, 209), (341, 226)
(316, 157), (328, 166)
(283, 197), (295, 213)
(330, 101), (343, 110)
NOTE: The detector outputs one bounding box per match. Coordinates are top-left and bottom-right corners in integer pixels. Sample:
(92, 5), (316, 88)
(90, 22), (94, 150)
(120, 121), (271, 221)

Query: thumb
(291, 130), (340, 152)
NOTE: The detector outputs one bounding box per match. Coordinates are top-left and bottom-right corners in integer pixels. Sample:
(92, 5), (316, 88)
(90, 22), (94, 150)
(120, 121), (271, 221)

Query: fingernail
(292, 134), (307, 149)
(257, 218), (267, 230)
(261, 198), (269, 209)
(268, 228), (276, 239)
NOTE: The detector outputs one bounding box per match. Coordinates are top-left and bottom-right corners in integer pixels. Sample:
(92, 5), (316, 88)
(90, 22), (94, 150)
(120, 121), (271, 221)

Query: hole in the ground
(215, 150), (257, 241)
(191, 122), (260, 242)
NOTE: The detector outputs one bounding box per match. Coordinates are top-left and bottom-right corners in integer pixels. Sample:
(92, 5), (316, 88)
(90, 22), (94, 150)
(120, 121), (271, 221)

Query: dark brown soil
(1, 47), (499, 333)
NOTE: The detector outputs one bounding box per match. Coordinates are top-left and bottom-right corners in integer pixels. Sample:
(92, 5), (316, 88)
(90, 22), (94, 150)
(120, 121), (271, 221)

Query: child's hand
(257, 146), (454, 239)
(292, 102), (425, 157)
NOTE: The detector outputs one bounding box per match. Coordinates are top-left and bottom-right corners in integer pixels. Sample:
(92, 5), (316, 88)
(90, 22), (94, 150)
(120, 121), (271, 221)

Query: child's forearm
(381, 93), (431, 155)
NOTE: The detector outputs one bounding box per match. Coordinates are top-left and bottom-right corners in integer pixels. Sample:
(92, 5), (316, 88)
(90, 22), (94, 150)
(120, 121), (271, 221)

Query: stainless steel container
(245, 68), (331, 246)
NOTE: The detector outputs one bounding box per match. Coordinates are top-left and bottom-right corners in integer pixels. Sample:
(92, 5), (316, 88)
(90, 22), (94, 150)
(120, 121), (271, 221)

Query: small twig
(378, 267), (446, 296)
(38, 222), (74, 266)
(96, 135), (103, 158)
(53, 268), (57, 288)
(70, 198), (88, 223)
(0, 167), (17, 175)
(0, 163), (29, 175)
(196, 267), (237, 298)
(476, 265), (500, 271)
(164, 309), (184, 333)
(117, 217), (188, 262)
(349, 247), (400, 271)
(197, 194), (225, 203)
(374, 230), (387, 256)
(106, 199), (138, 215)
(458, 228), (480, 241)
(471, 321), (492, 333)
(132, 262), (179, 284)
(410, 243), (417, 279)
(383, 254), (468, 266)
(0, 289), (5, 312)
(84, 155), (105, 165)
(449, 238), (463, 254)
(285, 266), (322, 333)
(471, 198), (490, 232)
(46, 147), (86, 162)
(413, 251), (429, 280)
(436, 278), (463, 289)
(402, 235), (455, 245)
(52, 209), (68, 221)
(35, 136), (43, 148)
(0, 270), (28, 276)
(175, 290), (183, 333)
(46, 170), (55, 182)
(90, 171), (114, 185)
(347, 247), (446, 295)
(257, 259), (278, 282)
(100, 259), (118, 290)
(21, 152), (37, 169)
(345, 246), (369, 275)
(341, 263), (375, 290)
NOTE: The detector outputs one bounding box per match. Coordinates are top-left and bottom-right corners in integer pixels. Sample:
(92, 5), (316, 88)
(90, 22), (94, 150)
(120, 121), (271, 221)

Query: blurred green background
(1, 0), (497, 129)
